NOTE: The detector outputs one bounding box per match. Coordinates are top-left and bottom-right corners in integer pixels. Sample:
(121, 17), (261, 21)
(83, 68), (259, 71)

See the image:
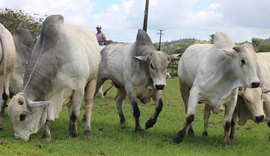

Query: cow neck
(22, 37), (45, 101)
(198, 53), (240, 100)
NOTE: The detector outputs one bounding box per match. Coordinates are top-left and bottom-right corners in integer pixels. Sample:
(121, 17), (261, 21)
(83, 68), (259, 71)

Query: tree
(251, 37), (270, 52)
(0, 8), (43, 40)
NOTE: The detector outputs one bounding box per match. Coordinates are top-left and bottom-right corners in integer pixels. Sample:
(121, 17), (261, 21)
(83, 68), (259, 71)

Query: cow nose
(155, 85), (165, 90)
(255, 115), (264, 123)
(251, 82), (260, 88)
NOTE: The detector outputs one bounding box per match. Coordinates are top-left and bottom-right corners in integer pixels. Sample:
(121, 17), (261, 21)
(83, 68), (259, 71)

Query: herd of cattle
(0, 14), (269, 145)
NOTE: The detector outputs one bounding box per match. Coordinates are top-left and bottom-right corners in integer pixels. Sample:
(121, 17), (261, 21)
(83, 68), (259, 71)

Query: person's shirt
(96, 32), (106, 46)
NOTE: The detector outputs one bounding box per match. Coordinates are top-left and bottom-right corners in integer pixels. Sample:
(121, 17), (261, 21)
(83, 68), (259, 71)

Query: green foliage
(174, 39), (196, 54)
(0, 80), (269, 155)
(155, 39), (209, 54)
(0, 8), (43, 40)
(252, 37), (270, 52)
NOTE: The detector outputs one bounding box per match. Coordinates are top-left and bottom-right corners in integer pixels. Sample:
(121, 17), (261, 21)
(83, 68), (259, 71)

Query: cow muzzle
(155, 84), (165, 90)
(255, 115), (265, 123)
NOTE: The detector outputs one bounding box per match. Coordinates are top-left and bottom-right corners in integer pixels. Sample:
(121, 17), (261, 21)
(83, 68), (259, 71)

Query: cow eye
(19, 113), (27, 121)
(150, 63), (154, 69)
(18, 99), (24, 105)
(241, 59), (246, 65)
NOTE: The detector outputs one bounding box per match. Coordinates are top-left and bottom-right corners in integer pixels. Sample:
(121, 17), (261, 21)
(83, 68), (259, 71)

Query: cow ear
(28, 101), (49, 108)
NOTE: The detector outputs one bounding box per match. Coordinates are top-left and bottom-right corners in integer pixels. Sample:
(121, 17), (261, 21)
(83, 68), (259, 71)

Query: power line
(157, 29), (164, 50)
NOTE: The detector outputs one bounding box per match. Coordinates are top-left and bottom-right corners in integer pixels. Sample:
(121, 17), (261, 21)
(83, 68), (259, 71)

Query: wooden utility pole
(143, 0), (149, 32)
(157, 29), (164, 50)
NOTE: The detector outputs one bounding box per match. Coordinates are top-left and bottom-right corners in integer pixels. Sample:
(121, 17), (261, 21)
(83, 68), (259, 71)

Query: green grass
(0, 79), (269, 155)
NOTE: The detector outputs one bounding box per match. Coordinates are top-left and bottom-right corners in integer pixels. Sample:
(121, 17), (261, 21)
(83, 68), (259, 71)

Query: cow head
(7, 93), (49, 141)
(132, 51), (169, 90)
(238, 88), (265, 124)
(231, 43), (260, 88)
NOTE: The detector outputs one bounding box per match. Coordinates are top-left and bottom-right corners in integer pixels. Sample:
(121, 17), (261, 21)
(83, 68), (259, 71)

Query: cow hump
(212, 32), (235, 49)
(133, 29), (155, 56)
(135, 29), (153, 46)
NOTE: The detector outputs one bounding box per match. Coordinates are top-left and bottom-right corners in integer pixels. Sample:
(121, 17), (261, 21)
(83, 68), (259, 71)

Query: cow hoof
(187, 128), (194, 137)
(70, 131), (78, 138)
(84, 130), (91, 137)
(120, 119), (126, 125)
(173, 130), (186, 144)
(135, 128), (144, 136)
(42, 135), (51, 142)
(202, 131), (208, 138)
(173, 135), (184, 144)
(145, 118), (156, 129)
(223, 138), (231, 146)
(42, 131), (51, 141)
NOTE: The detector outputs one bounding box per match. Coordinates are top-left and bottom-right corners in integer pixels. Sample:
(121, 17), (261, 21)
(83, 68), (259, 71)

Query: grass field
(0, 78), (269, 156)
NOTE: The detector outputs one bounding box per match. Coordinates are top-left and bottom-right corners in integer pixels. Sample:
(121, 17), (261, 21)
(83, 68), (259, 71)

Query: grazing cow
(176, 32), (260, 145)
(7, 15), (101, 141)
(10, 28), (35, 95)
(96, 29), (169, 132)
(0, 23), (16, 129)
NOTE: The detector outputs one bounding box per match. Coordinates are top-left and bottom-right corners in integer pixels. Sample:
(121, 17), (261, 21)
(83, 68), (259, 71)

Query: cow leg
(131, 99), (142, 132)
(95, 76), (107, 96)
(68, 89), (84, 137)
(263, 95), (270, 141)
(126, 91), (142, 133)
(103, 81), (114, 97)
(187, 124), (194, 137)
(223, 91), (237, 145)
(202, 104), (211, 137)
(174, 88), (199, 143)
(145, 90), (163, 129)
(83, 79), (97, 136)
(42, 120), (51, 141)
(0, 78), (4, 129)
(115, 87), (127, 124)
(180, 81), (194, 136)
(229, 112), (237, 139)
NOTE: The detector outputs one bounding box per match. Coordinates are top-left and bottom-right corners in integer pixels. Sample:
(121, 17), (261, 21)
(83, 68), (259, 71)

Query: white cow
(175, 32), (260, 145)
(229, 52), (270, 140)
(7, 15), (101, 141)
(96, 29), (169, 132)
(0, 23), (16, 129)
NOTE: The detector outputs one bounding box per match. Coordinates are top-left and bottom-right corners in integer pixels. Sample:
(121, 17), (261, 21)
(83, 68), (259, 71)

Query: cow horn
(233, 46), (241, 52)
(27, 101), (50, 108)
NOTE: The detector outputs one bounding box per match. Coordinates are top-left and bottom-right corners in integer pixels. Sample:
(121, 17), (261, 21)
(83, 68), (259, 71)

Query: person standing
(96, 25), (106, 46)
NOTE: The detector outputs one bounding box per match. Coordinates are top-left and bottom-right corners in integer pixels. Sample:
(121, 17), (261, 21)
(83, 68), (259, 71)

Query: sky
(1, 0), (270, 43)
